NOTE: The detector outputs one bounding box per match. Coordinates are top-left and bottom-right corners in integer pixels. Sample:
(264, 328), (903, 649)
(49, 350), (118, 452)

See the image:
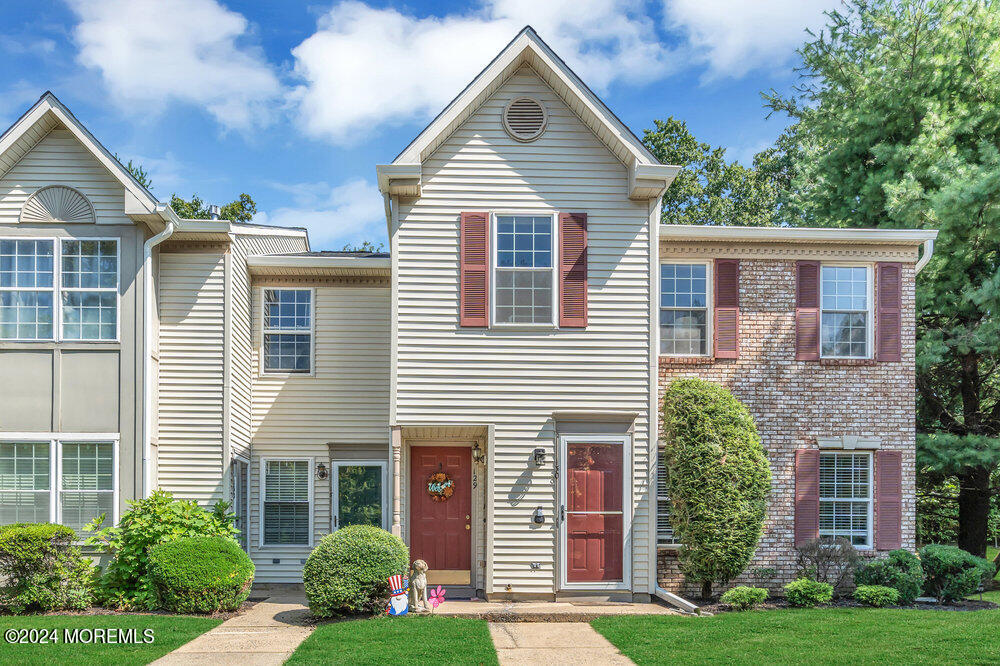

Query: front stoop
(489, 622), (634, 665)
(436, 599), (679, 622)
(151, 595), (314, 666)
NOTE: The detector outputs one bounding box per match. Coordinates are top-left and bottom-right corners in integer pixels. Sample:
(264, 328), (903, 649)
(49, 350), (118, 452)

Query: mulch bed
(18, 597), (263, 620)
(700, 597), (998, 614)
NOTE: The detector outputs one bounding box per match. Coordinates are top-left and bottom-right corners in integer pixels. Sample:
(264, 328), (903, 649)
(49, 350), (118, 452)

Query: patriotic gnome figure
(387, 575), (409, 616)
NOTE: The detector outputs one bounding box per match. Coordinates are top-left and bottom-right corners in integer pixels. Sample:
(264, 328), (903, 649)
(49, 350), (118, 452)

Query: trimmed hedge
(0, 522), (96, 614)
(854, 549), (924, 604)
(784, 578), (833, 607)
(719, 586), (768, 610)
(919, 544), (993, 603)
(854, 584), (900, 607)
(148, 536), (254, 613)
(303, 525), (409, 616)
(661, 378), (771, 598)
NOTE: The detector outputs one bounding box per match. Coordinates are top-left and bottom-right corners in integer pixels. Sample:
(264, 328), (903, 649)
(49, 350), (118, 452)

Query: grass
(593, 609), (1000, 665)
(988, 546), (999, 582)
(0, 614), (221, 666)
(286, 615), (498, 665)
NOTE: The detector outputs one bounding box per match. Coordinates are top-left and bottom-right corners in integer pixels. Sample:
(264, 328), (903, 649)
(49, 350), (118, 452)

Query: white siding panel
(395, 67), (653, 595)
(249, 283), (391, 582)
(0, 129), (131, 226)
(157, 252), (226, 504)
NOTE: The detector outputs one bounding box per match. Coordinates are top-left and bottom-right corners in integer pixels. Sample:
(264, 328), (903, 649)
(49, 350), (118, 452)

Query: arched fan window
(19, 185), (96, 224)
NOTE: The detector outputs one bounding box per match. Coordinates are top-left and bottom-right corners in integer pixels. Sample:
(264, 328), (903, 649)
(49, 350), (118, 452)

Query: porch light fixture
(315, 462), (328, 480)
(472, 442), (485, 464)
(532, 507), (545, 524)
(532, 448), (546, 467)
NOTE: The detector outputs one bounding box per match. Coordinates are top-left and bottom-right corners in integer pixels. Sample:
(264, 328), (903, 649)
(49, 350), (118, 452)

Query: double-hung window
(819, 451), (872, 547)
(0, 238), (118, 341)
(0, 438), (116, 531)
(262, 288), (312, 373)
(660, 263), (709, 355)
(820, 265), (871, 358)
(494, 215), (555, 325)
(262, 459), (312, 546)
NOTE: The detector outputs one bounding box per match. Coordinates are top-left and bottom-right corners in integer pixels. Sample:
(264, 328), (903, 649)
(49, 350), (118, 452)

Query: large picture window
(262, 288), (313, 373)
(0, 238), (118, 342)
(820, 265), (871, 358)
(262, 459), (312, 546)
(660, 262), (709, 355)
(494, 215), (555, 325)
(819, 452), (872, 547)
(0, 438), (116, 531)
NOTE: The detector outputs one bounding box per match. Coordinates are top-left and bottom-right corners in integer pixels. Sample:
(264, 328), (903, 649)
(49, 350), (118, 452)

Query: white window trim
(231, 454), (250, 551)
(0, 236), (120, 343)
(259, 456), (314, 548)
(658, 259), (712, 357)
(557, 434), (633, 591)
(0, 432), (119, 530)
(331, 459), (389, 531)
(655, 446), (680, 548)
(489, 211), (559, 329)
(259, 286), (316, 377)
(818, 450), (874, 550)
(819, 262), (874, 360)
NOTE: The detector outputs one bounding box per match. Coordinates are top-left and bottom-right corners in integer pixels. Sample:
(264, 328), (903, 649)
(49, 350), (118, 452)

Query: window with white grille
(821, 265), (871, 358)
(263, 288), (313, 373)
(819, 452), (872, 547)
(494, 215), (555, 325)
(262, 459), (311, 545)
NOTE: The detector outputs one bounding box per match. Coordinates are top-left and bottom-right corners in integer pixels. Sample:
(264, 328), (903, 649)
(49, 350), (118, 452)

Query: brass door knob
(465, 524), (470, 530)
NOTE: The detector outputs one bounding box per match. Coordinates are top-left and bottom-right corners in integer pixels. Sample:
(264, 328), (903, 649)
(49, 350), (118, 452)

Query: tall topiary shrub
(0, 523), (96, 614)
(661, 378), (771, 598)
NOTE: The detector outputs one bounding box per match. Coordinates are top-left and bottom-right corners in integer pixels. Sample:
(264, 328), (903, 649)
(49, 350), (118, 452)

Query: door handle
(465, 524), (470, 530)
(560, 505), (565, 523)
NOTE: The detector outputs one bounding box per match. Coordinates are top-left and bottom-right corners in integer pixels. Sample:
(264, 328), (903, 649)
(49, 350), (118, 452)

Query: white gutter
(141, 206), (178, 498)
(915, 238), (935, 274)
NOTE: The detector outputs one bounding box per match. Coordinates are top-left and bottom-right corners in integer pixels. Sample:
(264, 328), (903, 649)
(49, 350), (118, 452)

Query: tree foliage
(764, 0), (1000, 556)
(170, 193), (257, 223)
(661, 378), (771, 598)
(642, 117), (781, 227)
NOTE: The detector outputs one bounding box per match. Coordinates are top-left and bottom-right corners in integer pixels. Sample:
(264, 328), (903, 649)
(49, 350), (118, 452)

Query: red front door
(409, 446), (471, 573)
(566, 441), (624, 582)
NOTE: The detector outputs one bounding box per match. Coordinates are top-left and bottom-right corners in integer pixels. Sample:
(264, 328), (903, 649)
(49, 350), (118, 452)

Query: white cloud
(66, 0), (282, 130)
(663, 0), (835, 80)
(257, 179), (386, 250)
(291, 0), (677, 144)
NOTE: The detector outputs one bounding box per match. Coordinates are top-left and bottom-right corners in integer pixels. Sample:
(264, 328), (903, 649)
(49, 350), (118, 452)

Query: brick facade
(656, 253), (917, 597)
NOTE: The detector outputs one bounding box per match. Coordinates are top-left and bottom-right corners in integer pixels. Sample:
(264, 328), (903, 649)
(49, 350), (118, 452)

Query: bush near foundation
(784, 578), (833, 607)
(854, 585), (900, 607)
(0, 522), (96, 614)
(919, 544), (993, 603)
(148, 536), (254, 613)
(719, 586), (769, 610)
(854, 549), (924, 604)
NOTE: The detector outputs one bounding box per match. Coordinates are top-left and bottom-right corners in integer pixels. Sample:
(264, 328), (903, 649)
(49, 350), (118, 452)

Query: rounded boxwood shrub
(303, 525), (409, 616)
(0, 522), (96, 614)
(148, 536), (254, 613)
(719, 586), (768, 610)
(661, 378), (771, 599)
(854, 549), (924, 604)
(854, 584), (900, 607)
(919, 544), (993, 603)
(783, 578), (833, 607)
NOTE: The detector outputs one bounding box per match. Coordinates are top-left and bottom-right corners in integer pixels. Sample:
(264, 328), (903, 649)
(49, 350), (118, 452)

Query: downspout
(915, 237), (935, 274)
(142, 211), (177, 498)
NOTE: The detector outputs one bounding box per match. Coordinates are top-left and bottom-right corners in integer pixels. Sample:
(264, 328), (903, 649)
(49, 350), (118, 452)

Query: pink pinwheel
(428, 585), (446, 611)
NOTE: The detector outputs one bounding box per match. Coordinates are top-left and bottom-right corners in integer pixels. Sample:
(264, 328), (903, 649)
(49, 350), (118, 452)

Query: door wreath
(427, 471), (455, 502)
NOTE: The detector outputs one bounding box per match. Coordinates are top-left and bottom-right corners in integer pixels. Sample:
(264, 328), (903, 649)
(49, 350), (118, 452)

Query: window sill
(659, 355), (716, 366)
(0, 341), (122, 350)
(489, 323), (558, 331)
(818, 358), (877, 366)
(657, 544), (681, 551)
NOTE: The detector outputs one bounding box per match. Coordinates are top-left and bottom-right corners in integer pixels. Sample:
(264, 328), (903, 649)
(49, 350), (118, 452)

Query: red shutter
(559, 212), (588, 328)
(795, 449), (820, 546)
(795, 260), (821, 360)
(876, 262), (902, 362)
(459, 212), (489, 327)
(876, 450), (903, 551)
(714, 259), (740, 358)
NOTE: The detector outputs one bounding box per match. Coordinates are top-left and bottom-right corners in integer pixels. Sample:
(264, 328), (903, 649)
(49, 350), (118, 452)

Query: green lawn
(0, 614), (221, 666)
(286, 615), (497, 665)
(593, 609), (1000, 665)
(988, 547), (999, 581)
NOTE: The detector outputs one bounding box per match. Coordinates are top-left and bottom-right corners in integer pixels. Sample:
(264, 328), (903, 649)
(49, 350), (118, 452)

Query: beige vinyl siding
(0, 129), (132, 226)
(249, 281), (391, 582)
(394, 66), (654, 594)
(157, 251), (226, 504)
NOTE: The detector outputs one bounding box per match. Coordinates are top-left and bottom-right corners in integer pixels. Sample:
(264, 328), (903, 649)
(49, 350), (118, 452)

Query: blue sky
(0, 0), (836, 250)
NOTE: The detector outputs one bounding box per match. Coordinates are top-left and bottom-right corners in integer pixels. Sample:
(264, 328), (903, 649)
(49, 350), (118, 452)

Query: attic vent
(503, 97), (547, 142)
(20, 185), (95, 224)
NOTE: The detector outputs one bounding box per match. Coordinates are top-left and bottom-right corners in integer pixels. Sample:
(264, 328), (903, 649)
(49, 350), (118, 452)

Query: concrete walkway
(489, 622), (634, 665)
(151, 594), (314, 666)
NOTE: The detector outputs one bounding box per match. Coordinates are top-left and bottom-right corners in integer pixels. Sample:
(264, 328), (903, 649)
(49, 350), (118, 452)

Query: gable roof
(378, 26), (678, 200)
(0, 92), (164, 220)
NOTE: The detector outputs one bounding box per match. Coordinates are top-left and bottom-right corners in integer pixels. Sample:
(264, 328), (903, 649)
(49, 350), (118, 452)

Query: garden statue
(410, 559), (429, 612)
(386, 574), (409, 616)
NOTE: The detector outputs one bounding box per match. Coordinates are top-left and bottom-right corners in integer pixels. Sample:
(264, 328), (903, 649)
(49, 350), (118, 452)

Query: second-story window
(0, 239), (54, 341)
(660, 262), (709, 355)
(263, 288), (312, 373)
(494, 215), (554, 325)
(820, 265), (871, 358)
(61, 240), (118, 341)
